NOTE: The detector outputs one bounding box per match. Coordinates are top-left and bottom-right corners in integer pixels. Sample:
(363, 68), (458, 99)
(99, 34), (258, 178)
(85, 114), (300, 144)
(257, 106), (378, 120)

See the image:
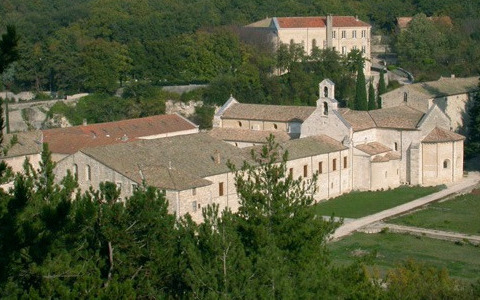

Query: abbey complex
(2, 16), (475, 223)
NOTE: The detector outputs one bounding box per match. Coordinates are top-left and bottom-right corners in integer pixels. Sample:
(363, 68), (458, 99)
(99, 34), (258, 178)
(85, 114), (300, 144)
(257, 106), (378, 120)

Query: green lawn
(389, 189), (480, 235)
(328, 232), (480, 281)
(314, 185), (442, 218)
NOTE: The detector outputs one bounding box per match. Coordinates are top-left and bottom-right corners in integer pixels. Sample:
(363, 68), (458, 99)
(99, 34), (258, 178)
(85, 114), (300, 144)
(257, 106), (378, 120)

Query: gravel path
(358, 222), (480, 245)
(330, 172), (480, 241)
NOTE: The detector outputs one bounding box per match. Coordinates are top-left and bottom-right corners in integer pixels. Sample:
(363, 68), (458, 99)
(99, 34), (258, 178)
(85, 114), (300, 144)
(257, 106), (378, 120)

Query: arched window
(403, 92), (408, 102)
(73, 164), (78, 178)
(324, 86), (329, 98)
(86, 165), (91, 181)
(323, 102), (329, 115)
(273, 123), (278, 129)
(394, 142), (398, 151)
(443, 159), (451, 169)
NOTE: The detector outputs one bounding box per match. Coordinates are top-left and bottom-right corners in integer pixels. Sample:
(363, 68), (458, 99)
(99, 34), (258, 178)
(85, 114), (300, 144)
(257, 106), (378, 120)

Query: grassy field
(314, 185), (442, 218)
(388, 188), (480, 235)
(328, 232), (480, 281)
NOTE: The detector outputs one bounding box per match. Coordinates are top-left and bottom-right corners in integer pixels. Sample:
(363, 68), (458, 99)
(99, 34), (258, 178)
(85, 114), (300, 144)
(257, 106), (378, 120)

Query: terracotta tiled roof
(208, 128), (292, 144)
(43, 114), (198, 154)
(80, 133), (252, 191)
(221, 103), (315, 122)
(422, 127), (465, 143)
(276, 16), (370, 28)
(355, 142), (392, 156)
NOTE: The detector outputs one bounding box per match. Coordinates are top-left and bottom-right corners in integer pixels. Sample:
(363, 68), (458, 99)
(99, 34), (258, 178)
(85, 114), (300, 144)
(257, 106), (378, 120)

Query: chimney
(326, 15), (333, 49)
(214, 150), (221, 164)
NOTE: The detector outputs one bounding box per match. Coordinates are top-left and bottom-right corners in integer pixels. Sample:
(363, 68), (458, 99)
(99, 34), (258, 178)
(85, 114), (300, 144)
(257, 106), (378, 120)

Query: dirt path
(359, 222), (480, 245)
(330, 172), (480, 241)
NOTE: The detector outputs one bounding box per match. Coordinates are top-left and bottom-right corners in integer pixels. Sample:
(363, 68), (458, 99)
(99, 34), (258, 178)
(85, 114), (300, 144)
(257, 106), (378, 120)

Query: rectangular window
(192, 201), (197, 212)
(343, 156), (348, 169)
(361, 30), (366, 38)
(332, 31), (336, 39)
(361, 46), (366, 54)
(332, 158), (337, 171)
(352, 30), (356, 38)
(289, 168), (293, 178)
(131, 183), (138, 191)
(318, 162), (323, 174)
(341, 46), (346, 54)
(341, 30), (346, 38)
(116, 182), (122, 190)
(219, 182), (224, 196)
(303, 165), (308, 177)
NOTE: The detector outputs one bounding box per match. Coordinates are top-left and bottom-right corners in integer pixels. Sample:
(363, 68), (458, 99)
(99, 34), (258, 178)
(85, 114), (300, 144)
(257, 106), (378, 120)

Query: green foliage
(228, 136), (339, 297)
(394, 13), (480, 81)
(192, 104), (215, 130)
(385, 260), (469, 299)
(368, 79), (376, 110)
(49, 85), (170, 125)
(465, 87), (480, 157)
(377, 69), (386, 108)
(354, 62), (368, 110)
(0, 25), (19, 74)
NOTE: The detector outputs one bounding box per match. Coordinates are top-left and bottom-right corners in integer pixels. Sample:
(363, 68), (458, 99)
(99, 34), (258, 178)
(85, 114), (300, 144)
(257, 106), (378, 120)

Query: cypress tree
(466, 86), (480, 157)
(377, 69), (386, 108)
(368, 79), (376, 110)
(354, 63), (368, 111)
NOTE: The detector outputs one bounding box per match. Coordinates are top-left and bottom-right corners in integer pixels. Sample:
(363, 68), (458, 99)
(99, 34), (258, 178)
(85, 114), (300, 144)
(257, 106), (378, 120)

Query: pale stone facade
(51, 79), (464, 223)
(381, 76), (479, 132)
(54, 133), (350, 222)
(245, 16), (372, 75)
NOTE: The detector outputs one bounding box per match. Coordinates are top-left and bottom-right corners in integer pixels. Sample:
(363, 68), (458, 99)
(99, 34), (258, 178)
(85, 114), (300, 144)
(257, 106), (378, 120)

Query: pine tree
(354, 62), (368, 111)
(228, 135), (337, 297)
(368, 79), (376, 110)
(377, 69), (386, 109)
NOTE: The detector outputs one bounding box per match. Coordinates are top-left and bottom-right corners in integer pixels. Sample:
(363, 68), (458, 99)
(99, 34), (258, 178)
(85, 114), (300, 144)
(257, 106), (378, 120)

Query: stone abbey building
(54, 80), (464, 222)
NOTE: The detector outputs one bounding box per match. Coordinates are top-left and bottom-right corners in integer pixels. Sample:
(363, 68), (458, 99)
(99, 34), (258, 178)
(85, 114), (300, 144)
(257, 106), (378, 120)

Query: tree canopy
(0, 136), (479, 297)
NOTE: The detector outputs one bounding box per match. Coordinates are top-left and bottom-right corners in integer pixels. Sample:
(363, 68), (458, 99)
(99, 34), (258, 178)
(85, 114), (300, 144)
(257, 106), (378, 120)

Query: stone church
(53, 80), (464, 222)
(214, 79), (464, 190)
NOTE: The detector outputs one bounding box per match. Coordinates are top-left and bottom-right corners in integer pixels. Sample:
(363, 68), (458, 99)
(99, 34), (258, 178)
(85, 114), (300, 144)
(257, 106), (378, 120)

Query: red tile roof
(276, 16), (370, 28)
(42, 114), (198, 154)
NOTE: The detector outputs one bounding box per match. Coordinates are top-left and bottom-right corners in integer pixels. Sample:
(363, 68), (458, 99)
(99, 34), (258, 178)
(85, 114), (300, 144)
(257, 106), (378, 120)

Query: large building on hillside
(244, 16), (372, 75)
(215, 80), (464, 188)
(53, 80), (465, 223)
(380, 76), (479, 132)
